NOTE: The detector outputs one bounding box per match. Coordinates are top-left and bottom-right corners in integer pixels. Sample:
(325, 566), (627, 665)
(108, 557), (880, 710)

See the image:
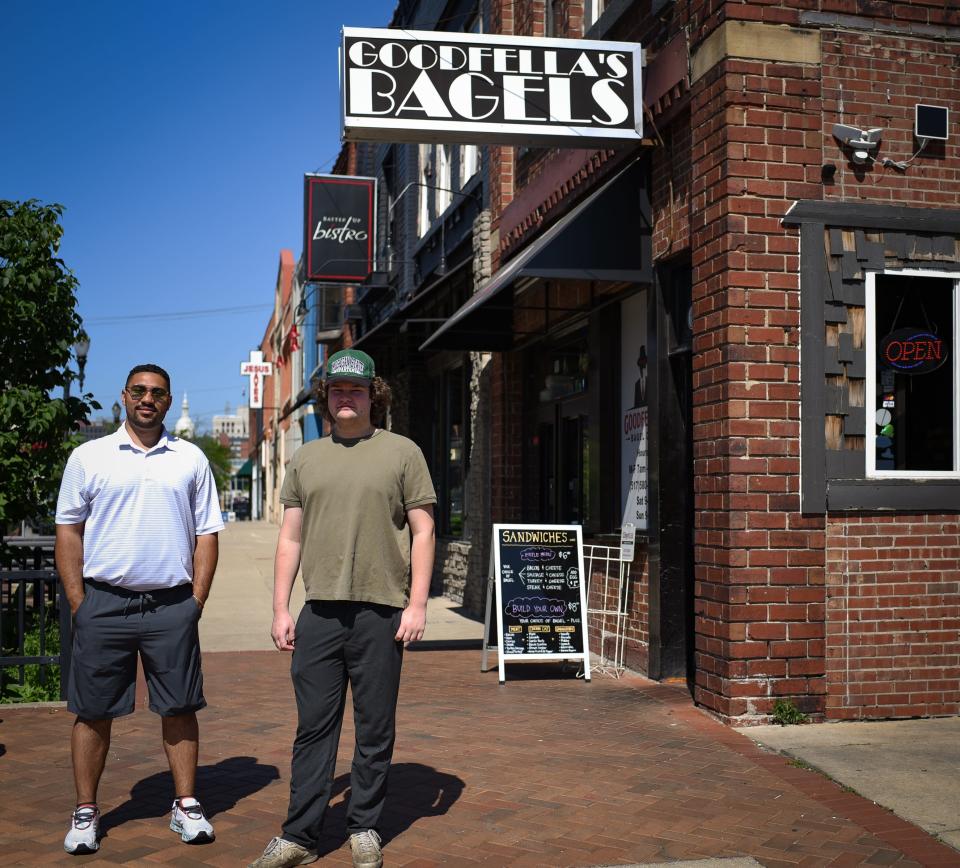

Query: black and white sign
(481, 524), (591, 683)
(621, 291), (648, 531)
(341, 27), (643, 146)
(303, 173), (377, 282)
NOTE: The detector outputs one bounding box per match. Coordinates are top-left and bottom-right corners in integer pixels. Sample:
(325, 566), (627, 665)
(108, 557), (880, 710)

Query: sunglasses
(126, 385), (169, 400)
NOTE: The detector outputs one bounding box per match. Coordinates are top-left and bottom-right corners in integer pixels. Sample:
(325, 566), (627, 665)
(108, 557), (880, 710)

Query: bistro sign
(340, 27), (643, 146)
(304, 173), (377, 282)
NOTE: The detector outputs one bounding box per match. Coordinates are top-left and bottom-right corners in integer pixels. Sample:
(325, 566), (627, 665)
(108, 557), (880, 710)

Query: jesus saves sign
(341, 27), (644, 147)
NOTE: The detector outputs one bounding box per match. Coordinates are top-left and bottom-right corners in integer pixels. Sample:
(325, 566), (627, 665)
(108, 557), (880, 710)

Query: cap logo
(329, 356), (367, 376)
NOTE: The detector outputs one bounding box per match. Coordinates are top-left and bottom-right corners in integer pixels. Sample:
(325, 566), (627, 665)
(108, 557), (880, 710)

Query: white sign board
(341, 27), (643, 147)
(241, 350), (273, 410)
(621, 291), (648, 532)
(620, 522), (636, 562)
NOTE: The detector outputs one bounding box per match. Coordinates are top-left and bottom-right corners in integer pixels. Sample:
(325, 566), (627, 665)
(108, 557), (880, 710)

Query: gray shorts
(68, 579), (206, 719)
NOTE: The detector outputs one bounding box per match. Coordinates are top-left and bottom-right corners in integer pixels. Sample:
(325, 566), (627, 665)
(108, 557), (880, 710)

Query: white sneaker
(169, 798), (214, 843)
(248, 836), (319, 867)
(350, 829), (383, 868)
(64, 804), (100, 854)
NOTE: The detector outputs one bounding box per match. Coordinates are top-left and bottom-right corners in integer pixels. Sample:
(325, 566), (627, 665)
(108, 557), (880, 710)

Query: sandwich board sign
(481, 523), (591, 683)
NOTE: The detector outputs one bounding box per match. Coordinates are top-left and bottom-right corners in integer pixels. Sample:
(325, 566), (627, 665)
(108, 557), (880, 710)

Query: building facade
(253, 0), (960, 724)
(430, 0), (959, 723)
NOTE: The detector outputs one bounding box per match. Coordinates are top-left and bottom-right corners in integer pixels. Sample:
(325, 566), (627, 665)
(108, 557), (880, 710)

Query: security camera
(832, 123), (883, 163)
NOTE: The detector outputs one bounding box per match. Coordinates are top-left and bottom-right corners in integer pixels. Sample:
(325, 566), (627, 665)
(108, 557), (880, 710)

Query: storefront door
(648, 262), (695, 684)
(537, 394), (590, 525)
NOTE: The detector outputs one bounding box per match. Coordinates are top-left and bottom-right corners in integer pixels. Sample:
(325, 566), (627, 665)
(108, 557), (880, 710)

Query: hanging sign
(481, 524), (591, 684)
(879, 327), (948, 375)
(341, 27), (643, 147)
(304, 173), (377, 282)
(241, 350), (273, 409)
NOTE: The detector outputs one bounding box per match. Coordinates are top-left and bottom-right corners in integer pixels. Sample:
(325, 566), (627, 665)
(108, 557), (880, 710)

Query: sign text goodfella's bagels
(341, 27), (643, 146)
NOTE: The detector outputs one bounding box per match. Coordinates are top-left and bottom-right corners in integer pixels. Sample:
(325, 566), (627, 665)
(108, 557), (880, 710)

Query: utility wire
(86, 303), (272, 325)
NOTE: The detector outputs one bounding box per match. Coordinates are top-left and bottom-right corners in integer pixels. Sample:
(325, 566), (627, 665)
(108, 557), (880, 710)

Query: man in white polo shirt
(55, 363), (224, 855)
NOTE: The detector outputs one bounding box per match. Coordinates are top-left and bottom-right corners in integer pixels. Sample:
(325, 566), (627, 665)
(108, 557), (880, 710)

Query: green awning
(236, 458), (253, 478)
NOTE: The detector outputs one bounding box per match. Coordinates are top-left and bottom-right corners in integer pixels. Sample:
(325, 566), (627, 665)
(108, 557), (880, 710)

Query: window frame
(461, 144), (478, 185)
(417, 145), (430, 238)
(431, 363), (470, 538)
(437, 144), (452, 215)
(583, 0), (605, 32)
(864, 268), (960, 479)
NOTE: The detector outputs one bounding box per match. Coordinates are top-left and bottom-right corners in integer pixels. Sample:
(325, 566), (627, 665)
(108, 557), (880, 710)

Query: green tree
(184, 434), (233, 494)
(0, 200), (98, 534)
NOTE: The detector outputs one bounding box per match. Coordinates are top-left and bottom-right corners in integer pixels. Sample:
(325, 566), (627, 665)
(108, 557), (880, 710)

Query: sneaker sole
(250, 852), (319, 867)
(65, 841), (100, 855)
(170, 820), (215, 844)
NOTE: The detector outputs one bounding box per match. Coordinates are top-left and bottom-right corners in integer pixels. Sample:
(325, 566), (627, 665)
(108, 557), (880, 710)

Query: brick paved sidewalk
(1, 648), (955, 866)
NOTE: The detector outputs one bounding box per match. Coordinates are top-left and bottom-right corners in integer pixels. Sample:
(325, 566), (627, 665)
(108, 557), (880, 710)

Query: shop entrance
(648, 260), (695, 685)
(537, 395), (590, 525)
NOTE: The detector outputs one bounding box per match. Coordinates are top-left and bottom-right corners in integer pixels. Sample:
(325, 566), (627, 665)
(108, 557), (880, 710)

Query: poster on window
(621, 291), (648, 531)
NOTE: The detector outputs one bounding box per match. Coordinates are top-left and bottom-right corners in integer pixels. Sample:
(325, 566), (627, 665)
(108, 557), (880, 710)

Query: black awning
(420, 159), (651, 352)
(353, 255), (473, 351)
(351, 312), (404, 352)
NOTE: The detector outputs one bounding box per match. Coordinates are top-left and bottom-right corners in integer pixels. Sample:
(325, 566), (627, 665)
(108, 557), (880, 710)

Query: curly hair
(315, 376), (392, 428)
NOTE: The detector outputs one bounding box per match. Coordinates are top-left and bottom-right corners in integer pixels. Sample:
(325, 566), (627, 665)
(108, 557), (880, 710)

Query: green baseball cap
(325, 348), (375, 383)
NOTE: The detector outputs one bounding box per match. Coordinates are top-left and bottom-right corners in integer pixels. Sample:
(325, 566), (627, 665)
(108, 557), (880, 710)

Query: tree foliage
(183, 434), (233, 494)
(0, 200), (98, 531)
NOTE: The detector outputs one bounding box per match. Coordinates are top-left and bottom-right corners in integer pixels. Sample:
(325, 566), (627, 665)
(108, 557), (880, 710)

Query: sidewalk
(1, 521), (956, 866)
(744, 718), (960, 853)
(199, 521), (485, 651)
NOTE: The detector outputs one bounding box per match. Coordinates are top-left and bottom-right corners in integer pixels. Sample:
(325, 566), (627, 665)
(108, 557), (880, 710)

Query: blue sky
(2, 0), (397, 431)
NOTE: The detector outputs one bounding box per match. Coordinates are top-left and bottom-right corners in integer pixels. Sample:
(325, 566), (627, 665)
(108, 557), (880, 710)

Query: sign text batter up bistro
(341, 27), (644, 146)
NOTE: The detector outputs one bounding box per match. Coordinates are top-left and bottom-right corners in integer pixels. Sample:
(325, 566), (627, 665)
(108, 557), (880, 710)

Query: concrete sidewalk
(744, 717), (960, 853)
(200, 520), (484, 652)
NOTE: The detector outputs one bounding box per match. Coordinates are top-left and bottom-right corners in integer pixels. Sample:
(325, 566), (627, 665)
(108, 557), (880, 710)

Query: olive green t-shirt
(279, 429), (437, 608)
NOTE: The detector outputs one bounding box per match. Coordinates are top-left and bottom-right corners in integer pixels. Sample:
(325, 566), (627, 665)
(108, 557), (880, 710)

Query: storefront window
(445, 367), (465, 535)
(432, 366), (468, 536)
(866, 271), (959, 476)
(531, 340), (595, 527)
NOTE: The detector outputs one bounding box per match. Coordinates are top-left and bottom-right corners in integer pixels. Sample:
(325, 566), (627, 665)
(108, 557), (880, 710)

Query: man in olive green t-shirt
(249, 349), (436, 868)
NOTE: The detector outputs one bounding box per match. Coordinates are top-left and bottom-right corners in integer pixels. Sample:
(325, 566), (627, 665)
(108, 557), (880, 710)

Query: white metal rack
(584, 543), (630, 677)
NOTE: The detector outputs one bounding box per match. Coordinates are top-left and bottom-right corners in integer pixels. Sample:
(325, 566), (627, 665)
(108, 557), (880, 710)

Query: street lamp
(73, 331), (90, 391)
(112, 401), (122, 425)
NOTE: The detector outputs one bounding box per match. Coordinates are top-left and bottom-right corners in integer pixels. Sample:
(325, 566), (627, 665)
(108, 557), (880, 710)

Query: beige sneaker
(350, 829), (383, 868)
(248, 836), (318, 867)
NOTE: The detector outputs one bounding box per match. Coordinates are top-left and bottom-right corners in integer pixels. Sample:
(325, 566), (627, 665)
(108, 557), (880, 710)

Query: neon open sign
(879, 327), (948, 374)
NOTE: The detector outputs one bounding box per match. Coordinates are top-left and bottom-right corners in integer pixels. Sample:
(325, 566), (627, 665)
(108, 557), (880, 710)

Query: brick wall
(689, 12), (960, 722)
(821, 29), (960, 203)
(826, 515), (960, 719)
(651, 113), (692, 259)
(689, 48), (826, 722)
(482, 0), (960, 719)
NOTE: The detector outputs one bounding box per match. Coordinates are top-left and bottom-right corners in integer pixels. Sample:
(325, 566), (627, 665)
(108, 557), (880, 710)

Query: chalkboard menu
(482, 523), (591, 683)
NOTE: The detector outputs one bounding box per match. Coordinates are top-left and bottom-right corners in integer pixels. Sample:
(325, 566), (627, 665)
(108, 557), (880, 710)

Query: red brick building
(424, 0), (960, 723)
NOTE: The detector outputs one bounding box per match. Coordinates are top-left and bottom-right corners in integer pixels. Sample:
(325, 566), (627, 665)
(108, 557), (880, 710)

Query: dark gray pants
(282, 601), (403, 848)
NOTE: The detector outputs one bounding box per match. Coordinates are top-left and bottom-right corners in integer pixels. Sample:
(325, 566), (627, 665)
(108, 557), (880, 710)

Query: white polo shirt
(55, 425), (225, 590)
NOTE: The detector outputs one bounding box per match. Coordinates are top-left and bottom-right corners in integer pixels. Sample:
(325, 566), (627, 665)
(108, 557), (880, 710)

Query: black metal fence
(1, 539), (69, 702)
